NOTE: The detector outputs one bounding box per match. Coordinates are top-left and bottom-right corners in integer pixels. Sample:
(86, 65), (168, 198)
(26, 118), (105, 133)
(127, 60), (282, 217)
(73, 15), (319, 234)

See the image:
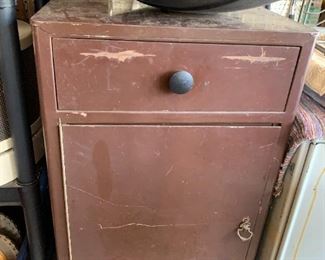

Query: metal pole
(19, 183), (48, 259)
(288, 0), (296, 20)
(0, 1), (35, 184)
(0, 0), (47, 259)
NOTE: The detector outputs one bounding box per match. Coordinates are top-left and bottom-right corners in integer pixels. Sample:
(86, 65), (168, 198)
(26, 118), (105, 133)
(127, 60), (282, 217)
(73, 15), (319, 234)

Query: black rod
(0, 0), (35, 184)
(0, 1), (47, 259)
(19, 183), (47, 260)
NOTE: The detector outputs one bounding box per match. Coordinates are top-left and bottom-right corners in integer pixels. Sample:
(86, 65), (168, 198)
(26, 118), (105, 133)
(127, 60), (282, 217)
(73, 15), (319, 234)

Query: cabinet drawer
(61, 125), (281, 260)
(53, 39), (299, 113)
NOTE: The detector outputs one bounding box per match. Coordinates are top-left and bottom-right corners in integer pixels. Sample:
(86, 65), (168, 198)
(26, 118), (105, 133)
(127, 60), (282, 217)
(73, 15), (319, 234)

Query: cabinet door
(61, 125), (281, 260)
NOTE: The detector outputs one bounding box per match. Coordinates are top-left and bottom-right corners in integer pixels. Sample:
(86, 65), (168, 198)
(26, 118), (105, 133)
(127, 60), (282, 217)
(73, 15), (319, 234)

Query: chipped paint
(224, 66), (245, 70)
(71, 111), (87, 117)
(80, 50), (156, 62)
(165, 165), (174, 176)
(222, 49), (286, 64)
(259, 143), (274, 150)
(98, 223), (206, 230)
(203, 81), (210, 87)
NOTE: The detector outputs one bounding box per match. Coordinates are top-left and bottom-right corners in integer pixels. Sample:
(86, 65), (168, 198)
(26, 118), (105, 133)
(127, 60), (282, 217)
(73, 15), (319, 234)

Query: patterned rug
(274, 89), (325, 196)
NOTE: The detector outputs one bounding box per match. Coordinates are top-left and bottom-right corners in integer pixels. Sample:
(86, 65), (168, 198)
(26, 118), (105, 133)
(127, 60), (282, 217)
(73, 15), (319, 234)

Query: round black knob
(169, 71), (194, 94)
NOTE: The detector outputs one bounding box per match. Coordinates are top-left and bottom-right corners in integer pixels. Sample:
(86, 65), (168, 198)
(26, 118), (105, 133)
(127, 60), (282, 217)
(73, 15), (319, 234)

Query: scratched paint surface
(222, 49), (287, 64)
(62, 125), (281, 259)
(80, 50), (156, 63)
(31, 0), (313, 33)
(53, 38), (299, 113)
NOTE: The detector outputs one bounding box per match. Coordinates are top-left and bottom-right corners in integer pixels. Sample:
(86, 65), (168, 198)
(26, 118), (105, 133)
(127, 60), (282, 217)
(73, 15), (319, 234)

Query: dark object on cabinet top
(138, 0), (278, 11)
(32, 0), (313, 35)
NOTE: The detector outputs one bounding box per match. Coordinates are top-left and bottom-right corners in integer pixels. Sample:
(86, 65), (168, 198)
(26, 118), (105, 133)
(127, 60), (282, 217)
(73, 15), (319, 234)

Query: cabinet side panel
(32, 27), (70, 259)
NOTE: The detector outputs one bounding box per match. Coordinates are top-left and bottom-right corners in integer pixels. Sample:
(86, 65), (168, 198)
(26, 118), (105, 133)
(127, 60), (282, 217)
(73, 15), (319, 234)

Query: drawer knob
(169, 71), (194, 94)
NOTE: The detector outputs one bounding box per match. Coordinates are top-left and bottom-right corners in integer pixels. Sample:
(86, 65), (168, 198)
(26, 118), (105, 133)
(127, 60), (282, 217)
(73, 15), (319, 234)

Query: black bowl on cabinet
(138, 0), (277, 11)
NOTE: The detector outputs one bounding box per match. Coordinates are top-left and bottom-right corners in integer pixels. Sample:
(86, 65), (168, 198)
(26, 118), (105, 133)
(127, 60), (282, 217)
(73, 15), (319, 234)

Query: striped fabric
(0, 77), (11, 142)
(274, 90), (325, 196)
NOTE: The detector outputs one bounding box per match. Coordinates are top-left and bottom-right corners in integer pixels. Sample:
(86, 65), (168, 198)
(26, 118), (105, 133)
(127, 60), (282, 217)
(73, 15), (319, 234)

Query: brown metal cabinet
(31, 1), (316, 259)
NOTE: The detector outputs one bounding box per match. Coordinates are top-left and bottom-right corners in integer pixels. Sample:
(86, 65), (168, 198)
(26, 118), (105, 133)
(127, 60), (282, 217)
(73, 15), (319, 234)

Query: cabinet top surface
(32, 0), (314, 34)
